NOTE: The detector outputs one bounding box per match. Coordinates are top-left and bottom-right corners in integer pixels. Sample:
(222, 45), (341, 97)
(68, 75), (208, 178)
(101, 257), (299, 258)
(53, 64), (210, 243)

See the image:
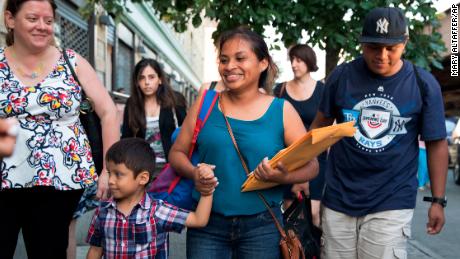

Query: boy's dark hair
(106, 138), (156, 184)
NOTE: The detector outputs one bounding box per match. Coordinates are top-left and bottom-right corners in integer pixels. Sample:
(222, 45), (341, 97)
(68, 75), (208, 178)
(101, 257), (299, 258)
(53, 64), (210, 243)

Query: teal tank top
(193, 97), (286, 216)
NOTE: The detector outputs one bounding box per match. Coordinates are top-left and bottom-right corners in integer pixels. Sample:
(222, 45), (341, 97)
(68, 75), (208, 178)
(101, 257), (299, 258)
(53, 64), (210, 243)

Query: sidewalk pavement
(16, 210), (438, 259)
(407, 238), (442, 258)
(76, 233), (186, 259)
(76, 234), (438, 259)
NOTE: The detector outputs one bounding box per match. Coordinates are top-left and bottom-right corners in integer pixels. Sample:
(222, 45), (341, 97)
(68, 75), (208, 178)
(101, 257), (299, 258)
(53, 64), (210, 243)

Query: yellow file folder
(241, 121), (356, 192)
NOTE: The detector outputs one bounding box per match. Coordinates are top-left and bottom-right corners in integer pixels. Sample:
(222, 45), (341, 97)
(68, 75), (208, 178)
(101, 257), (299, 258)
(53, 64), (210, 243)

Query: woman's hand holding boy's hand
(254, 157), (288, 183)
(194, 163), (218, 196)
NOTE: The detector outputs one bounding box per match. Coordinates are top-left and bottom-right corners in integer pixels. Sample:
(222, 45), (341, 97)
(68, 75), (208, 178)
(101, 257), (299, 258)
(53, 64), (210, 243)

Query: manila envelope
(241, 121), (356, 192)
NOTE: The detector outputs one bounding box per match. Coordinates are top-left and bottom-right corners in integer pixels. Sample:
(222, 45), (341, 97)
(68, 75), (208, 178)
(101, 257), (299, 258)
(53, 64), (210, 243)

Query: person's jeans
(187, 208), (282, 259)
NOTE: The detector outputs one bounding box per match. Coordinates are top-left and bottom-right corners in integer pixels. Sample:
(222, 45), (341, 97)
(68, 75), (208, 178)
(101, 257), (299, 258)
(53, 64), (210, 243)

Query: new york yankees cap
(359, 7), (409, 45)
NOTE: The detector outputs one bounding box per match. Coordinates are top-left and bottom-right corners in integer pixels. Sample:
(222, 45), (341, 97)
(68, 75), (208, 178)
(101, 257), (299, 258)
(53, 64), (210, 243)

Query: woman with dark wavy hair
(121, 58), (187, 168)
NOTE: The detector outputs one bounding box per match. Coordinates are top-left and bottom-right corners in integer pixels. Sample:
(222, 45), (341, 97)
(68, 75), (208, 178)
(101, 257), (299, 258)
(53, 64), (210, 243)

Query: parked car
(452, 152), (460, 185)
(446, 117), (460, 185)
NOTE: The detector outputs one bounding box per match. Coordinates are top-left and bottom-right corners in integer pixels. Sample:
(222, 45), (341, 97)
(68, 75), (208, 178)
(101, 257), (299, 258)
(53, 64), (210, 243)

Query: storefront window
(115, 41), (133, 94)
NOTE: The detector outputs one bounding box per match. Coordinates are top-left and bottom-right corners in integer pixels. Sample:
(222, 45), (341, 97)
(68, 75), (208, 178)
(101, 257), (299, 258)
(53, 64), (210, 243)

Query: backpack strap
(274, 82), (286, 97)
(279, 82), (287, 97)
(209, 81), (217, 90)
(189, 89), (218, 157)
(172, 107), (179, 128)
(167, 89), (218, 194)
(412, 63), (426, 103)
(412, 63), (427, 131)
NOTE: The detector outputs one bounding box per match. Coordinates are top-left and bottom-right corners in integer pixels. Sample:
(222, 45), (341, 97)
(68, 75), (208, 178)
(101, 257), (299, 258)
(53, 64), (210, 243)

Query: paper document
(241, 121), (356, 192)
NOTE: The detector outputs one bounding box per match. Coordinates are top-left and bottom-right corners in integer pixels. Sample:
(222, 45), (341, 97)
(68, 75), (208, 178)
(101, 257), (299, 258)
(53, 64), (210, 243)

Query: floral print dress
(0, 48), (97, 190)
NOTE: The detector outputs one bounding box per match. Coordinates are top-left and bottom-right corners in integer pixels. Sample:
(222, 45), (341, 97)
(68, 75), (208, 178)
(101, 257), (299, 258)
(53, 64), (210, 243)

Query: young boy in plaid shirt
(86, 138), (215, 259)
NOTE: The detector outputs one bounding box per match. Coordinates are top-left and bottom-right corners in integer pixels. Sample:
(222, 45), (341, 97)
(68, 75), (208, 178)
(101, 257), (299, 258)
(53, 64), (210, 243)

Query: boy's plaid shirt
(87, 193), (189, 259)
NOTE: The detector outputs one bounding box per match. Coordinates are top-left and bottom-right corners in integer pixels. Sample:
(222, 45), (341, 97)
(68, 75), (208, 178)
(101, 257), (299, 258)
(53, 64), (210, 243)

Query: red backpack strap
(167, 90), (218, 194)
(187, 89), (218, 157)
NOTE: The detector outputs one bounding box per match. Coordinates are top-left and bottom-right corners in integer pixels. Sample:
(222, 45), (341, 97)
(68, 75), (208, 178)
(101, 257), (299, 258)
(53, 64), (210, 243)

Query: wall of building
(428, 4), (460, 116)
(0, 0), (207, 106)
(171, 17), (221, 84)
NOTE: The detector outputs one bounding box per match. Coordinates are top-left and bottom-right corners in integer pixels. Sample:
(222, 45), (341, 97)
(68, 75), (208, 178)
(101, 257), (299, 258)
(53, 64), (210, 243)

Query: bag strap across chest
(219, 94), (305, 258)
(218, 93), (286, 238)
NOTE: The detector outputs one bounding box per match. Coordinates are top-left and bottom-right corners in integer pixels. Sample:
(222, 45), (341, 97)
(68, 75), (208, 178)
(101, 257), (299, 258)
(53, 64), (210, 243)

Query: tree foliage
(89, 0), (447, 77)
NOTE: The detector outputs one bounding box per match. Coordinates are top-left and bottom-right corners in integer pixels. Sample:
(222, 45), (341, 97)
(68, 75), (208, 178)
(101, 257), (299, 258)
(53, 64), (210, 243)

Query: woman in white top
(121, 58), (187, 169)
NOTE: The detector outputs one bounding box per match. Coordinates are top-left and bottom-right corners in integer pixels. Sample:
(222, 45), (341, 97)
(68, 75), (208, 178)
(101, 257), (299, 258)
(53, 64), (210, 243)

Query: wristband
(423, 196), (447, 208)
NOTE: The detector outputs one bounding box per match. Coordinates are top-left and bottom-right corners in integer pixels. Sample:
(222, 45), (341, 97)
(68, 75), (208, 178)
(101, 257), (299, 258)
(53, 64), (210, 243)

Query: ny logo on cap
(376, 18), (389, 34)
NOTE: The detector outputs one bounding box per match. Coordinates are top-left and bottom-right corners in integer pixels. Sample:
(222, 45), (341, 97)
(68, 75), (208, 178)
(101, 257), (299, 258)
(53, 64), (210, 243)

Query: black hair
(127, 58), (183, 136)
(106, 138), (157, 183)
(288, 44), (319, 72)
(218, 26), (278, 93)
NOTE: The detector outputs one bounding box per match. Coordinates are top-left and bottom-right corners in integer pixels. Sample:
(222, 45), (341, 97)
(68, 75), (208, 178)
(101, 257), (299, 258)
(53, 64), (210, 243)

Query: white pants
(321, 206), (413, 259)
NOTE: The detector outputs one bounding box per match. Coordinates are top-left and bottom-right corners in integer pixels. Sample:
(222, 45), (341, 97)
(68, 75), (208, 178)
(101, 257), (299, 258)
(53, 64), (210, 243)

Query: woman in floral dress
(0, 0), (118, 258)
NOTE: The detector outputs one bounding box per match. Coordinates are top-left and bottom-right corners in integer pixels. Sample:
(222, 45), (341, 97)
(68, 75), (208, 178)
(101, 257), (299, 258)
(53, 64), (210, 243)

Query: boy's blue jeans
(186, 207), (282, 259)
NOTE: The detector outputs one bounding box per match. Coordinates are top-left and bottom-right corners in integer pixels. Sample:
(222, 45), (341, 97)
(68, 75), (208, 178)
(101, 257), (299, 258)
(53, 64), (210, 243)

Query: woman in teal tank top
(170, 27), (319, 259)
